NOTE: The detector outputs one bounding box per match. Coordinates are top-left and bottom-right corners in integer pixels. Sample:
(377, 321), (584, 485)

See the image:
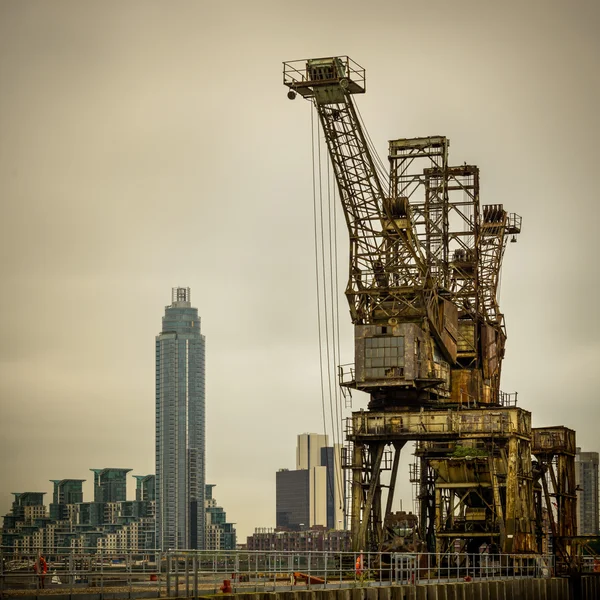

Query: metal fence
(0, 547), (558, 597)
(163, 550), (554, 595)
(1, 548), (163, 597)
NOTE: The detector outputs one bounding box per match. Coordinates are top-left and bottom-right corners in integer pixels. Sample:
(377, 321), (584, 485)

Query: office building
(276, 433), (344, 531)
(297, 433), (328, 470)
(156, 287), (206, 550)
(276, 469), (311, 530)
(575, 447), (599, 535)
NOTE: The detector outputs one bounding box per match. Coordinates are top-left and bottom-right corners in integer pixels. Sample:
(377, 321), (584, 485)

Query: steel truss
(532, 427), (578, 570)
(283, 56), (579, 571)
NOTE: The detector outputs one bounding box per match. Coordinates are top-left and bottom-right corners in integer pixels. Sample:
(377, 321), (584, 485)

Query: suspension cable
(332, 172), (347, 514)
(311, 105), (330, 486)
(355, 101), (389, 189)
(326, 149), (346, 512)
(311, 102), (348, 521)
(311, 96), (391, 523)
(317, 111), (346, 518)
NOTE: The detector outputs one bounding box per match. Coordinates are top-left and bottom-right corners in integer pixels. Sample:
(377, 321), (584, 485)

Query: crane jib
(283, 55), (522, 410)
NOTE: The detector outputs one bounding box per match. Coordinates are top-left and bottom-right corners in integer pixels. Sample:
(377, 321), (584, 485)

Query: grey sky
(0, 0), (598, 541)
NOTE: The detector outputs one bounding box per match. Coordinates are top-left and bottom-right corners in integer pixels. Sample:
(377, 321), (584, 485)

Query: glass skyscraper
(156, 287), (206, 550)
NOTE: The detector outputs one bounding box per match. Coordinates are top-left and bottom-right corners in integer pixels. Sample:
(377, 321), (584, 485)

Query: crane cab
(283, 56), (366, 105)
(348, 323), (451, 405)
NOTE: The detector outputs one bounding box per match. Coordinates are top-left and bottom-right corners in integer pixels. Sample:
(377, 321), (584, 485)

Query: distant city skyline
(1, 469), (156, 551)
(1, 469), (236, 552)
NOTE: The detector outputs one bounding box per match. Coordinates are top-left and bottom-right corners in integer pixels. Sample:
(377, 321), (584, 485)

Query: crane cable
(311, 103), (347, 517)
(327, 148), (346, 511)
(328, 157), (345, 472)
(318, 108), (346, 516)
(355, 101), (389, 190)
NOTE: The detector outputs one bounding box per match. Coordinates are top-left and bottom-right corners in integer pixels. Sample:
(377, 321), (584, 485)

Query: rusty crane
(283, 56), (579, 570)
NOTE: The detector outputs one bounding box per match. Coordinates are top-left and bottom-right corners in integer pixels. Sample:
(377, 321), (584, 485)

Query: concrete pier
(11, 576), (600, 600)
(189, 577), (593, 600)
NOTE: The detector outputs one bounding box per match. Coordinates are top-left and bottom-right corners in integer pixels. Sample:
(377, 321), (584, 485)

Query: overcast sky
(1, 0), (599, 542)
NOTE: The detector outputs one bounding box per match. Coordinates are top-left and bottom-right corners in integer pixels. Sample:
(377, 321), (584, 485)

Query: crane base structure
(346, 407), (537, 556)
(283, 56), (587, 573)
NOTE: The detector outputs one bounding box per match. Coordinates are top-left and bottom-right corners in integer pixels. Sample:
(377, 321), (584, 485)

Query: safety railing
(507, 212), (522, 234)
(393, 552), (553, 585)
(283, 57), (366, 91)
(0, 547), (555, 597)
(338, 363), (356, 387)
(498, 390), (518, 407)
(161, 550), (554, 595)
(0, 547), (162, 597)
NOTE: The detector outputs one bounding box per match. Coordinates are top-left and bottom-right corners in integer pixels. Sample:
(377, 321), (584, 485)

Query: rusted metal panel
(440, 298), (458, 362)
(451, 369), (482, 405)
(457, 320), (476, 354)
(353, 322), (444, 389)
(430, 457), (493, 485)
(389, 136), (448, 151)
(532, 426), (576, 455)
(349, 407), (531, 441)
(481, 324), (499, 379)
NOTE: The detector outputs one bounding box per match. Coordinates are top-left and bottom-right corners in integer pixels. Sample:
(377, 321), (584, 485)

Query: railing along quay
(0, 547), (566, 597)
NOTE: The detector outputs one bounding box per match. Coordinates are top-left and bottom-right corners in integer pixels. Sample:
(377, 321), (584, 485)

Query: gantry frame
(347, 407), (537, 554)
(532, 427), (578, 570)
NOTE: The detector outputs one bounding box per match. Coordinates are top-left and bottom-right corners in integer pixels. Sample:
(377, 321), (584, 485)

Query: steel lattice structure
(283, 56), (579, 570)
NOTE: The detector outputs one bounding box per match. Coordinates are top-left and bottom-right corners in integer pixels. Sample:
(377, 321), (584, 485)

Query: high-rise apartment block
(1, 473), (156, 552)
(134, 475), (156, 502)
(575, 447), (599, 535)
(205, 485), (237, 550)
(276, 433), (344, 531)
(92, 469), (131, 503)
(50, 479), (85, 520)
(156, 287), (206, 550)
